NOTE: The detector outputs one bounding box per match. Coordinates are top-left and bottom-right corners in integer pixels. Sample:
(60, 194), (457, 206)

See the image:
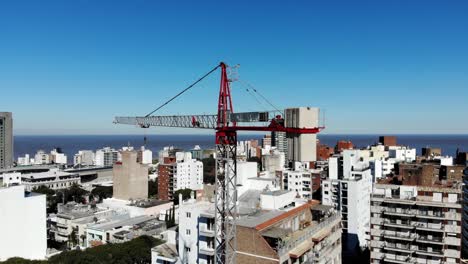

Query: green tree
(148, 179), (158, 198)
(173, 188), (193, 205)
(90, 186), (113, 202)
(65, 183), (89, 203)
(202, 157), (215, 184)
(32, 186), (59, 214)
(68, 227), (79, 248)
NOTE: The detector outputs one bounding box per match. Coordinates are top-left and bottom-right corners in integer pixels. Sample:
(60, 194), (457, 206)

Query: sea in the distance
(13, 134), (468, 161)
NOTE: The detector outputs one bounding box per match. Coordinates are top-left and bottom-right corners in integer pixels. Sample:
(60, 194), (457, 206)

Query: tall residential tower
(0, 112), (13, 169)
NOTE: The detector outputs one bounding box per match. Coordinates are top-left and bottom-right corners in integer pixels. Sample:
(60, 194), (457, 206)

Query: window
(186, 229), (191, 235)
(186, 212), (191, 218)
(185, 246), (191, 252)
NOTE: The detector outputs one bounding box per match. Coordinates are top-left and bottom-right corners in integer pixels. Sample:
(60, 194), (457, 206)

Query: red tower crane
(114, 62), (323, 264)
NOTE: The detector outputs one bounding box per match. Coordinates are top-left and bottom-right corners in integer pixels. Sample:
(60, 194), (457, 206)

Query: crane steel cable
(236, 81), (269, 111)
(145, 64), (221, 117)
(237, 79), (283, 115)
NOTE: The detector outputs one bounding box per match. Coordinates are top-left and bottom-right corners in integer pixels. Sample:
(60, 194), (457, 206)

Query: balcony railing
(277, 214), (340, 256)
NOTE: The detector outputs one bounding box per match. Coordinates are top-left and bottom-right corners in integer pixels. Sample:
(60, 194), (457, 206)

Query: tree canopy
(1, 236), (163, 264)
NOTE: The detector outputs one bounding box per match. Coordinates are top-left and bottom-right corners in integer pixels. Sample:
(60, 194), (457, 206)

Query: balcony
(414, 222), (443, 232)
(384, 243), (414, 254)
(370, 251), (384, 260)
(445, 212), (461, 221)
(371, 229), (383, 237)
(444, 236), (461, 246)
(199, 226), (215, 238)
(277, 214), (340, 256)
(371, 218), (383, 225)
(383, 253), (415, 264)
(415, 248), (443, 257)
(413, 259), (441, 264)
(371, 206), (385, 214)
(199, 247), (215, 256)
(370, 240), (384, 249)
(416, 211), (444, 220)
(382, 231), (416, 241)
(444, 224), (461, 233)
(416, 235), (444, 245)
(383, 220), (416, 230)
(384, 208), (415, 217)
(444, 248), (460, 258)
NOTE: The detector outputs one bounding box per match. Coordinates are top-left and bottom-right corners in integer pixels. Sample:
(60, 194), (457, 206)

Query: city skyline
(1, 1), (468, 135)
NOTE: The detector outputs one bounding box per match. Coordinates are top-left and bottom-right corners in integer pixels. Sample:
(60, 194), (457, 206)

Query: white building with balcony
(322, 149), (372, 254)
(174, 152), (203, 191)
(95, 147), (119, 167)
(282, 161), (319, 200)
(34, 150), (50, 165)
(74, 150), (95, 166)
(177, 194), (215, 264)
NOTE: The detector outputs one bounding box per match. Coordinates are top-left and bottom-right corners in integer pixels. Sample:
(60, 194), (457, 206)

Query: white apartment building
(50, 149), (67, 165)
(138, 146), (153, 164)
(370, 184), (462, 264)
(348, 145), (416, 180)
(0, 185), (47, 261)
(322, 149), (372, 254)
(282, 161), (319, 200)
(174, 152), (203, 191)
(95, 147), (119, 167)
(389, 147), (417, 162)
(86, 215), (165, 247)
(17, 154), (31, 166)
(34, 150), (50, 165)
(236, 161), (281, 196)
(262, 148), (285, 174)
(74, 150), (95, 166)
(54, 202), (124, 248)
(237, 140), (259, 160)
(177, 194), (215, 264)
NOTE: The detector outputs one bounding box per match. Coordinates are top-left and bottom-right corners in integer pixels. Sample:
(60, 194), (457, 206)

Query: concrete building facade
(236, 201), (342, 264)
(370, 184), (462, 264)
(285, 107), (319, 164)
(113, 150), (148, 201)
(0, 112), (13, 169)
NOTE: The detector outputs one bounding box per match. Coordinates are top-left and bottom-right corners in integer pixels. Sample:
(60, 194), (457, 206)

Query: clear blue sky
(1, 0), (467, 135)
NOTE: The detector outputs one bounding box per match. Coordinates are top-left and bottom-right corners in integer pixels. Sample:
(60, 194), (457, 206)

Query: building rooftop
(152, 243), (179, 260)
(129, 199), (172, 208)
(375, 183), (462, 194)
(0, 165), (58, 175)
(236, 210), (284, 229)
(21, 169), (78, 180)
(88, 215), (156, 232)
